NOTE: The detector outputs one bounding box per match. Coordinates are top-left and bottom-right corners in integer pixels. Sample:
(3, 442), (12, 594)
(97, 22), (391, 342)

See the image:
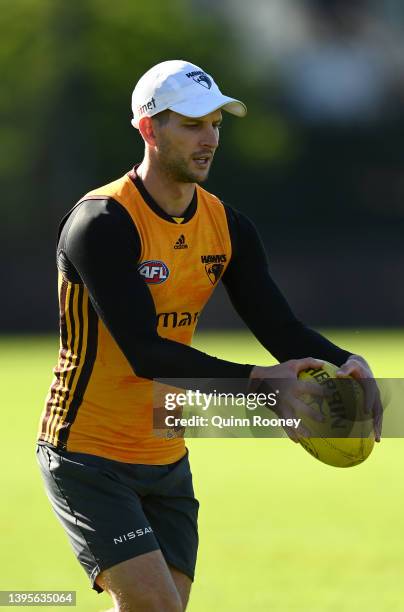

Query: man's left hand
(337, 355), (382, 443)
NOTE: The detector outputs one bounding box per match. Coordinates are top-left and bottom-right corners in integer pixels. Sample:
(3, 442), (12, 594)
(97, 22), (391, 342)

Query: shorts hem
(165, 557), (195, 582)
(90, 543), (161, 593)
(91, 553), (195, 593)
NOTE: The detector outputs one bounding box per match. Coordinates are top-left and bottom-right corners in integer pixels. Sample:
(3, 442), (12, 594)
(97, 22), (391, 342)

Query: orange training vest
(38, 172), (232, 464)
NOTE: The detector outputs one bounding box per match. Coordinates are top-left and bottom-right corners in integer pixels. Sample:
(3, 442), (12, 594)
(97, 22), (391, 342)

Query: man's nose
(200, 126), (219, 149)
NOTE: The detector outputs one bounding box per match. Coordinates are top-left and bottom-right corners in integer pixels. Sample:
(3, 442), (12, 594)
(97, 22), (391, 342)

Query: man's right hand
(249, 357), (328, 443)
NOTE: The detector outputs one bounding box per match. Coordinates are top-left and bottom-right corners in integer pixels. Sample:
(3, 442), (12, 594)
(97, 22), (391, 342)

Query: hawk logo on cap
(194, 74), (212, 89)
(186, 70), (212, 90)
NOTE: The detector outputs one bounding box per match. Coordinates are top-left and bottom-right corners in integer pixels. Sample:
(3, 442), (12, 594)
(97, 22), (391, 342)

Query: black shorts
(36, 444), (199, 592)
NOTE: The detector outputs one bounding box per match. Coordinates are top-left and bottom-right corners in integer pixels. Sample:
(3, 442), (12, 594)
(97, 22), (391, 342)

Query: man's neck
(137, 160), (195, 217)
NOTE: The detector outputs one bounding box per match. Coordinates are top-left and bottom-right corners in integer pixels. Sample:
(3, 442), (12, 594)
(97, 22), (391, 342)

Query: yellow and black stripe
(40, 277), (98, 448)
(40, 275), (70, 440)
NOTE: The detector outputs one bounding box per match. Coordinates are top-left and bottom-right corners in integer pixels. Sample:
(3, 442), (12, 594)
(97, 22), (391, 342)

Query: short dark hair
(152, 109), (172, 126)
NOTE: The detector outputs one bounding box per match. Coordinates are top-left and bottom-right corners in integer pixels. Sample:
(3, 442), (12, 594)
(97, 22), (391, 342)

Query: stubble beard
(157, 141), (212, 184)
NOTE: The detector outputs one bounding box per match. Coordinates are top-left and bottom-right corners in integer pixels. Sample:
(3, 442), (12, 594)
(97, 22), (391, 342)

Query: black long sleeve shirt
(56, 171), (351, 380)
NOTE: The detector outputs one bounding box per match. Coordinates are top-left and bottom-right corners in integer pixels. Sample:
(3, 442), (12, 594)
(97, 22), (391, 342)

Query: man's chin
(194, 172), (210, 184)
(189, 165), (211, 184)
(177, 171), (209, 185)
(165, 161), (212, 184)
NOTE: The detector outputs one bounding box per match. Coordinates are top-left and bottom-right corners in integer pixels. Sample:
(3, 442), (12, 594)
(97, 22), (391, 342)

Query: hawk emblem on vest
(205, 263), (224, 285)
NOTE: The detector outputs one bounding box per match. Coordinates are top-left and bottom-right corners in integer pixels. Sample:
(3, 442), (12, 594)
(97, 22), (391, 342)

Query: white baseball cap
(131, 60), (247, 129)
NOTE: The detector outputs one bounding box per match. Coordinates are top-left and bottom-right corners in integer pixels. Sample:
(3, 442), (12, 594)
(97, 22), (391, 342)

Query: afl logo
(138, 260), (170, 284)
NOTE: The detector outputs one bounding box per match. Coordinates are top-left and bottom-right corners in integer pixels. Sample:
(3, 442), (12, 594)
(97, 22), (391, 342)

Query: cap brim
(169, 94), (247, 119)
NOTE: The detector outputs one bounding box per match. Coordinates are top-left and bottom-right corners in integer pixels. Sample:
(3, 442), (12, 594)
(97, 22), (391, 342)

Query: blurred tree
(0, 0), (249, 248)
(3, 0), (403, 331)
(0, 0), (56, 241)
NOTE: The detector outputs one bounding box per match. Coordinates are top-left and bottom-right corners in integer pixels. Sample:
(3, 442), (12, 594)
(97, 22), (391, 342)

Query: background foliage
(1, 0), (403, 330)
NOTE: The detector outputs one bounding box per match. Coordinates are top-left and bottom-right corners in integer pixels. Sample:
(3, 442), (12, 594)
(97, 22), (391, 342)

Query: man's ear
(138, 117), (157, 146)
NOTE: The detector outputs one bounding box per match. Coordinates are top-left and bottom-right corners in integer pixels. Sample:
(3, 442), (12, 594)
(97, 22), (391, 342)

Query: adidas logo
(174, 234), (188, 250)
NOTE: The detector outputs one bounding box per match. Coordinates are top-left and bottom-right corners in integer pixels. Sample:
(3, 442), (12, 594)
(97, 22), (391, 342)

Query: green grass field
(1, 330), (404, 611)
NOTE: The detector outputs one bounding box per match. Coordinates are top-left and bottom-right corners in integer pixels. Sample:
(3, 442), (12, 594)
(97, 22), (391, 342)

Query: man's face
(151, 109), (222, 184)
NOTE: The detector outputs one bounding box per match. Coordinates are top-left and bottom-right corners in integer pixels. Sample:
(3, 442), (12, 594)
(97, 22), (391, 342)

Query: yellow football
(297, 361), (375, 468)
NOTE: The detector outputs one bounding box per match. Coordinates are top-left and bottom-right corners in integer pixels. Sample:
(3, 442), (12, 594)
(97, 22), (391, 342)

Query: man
(37, 60), (380, 612)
